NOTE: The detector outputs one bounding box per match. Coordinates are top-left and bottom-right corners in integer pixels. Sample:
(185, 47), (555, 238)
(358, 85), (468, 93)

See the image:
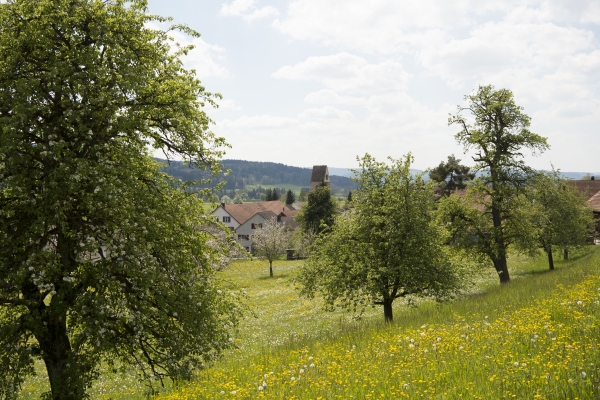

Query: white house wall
(210, 206), (240, 231)
(236, 213), (272, 252)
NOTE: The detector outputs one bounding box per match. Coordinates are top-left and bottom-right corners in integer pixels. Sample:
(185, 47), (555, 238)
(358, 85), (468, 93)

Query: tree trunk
(36, 309), (85, 400)
(492, 257), (510, 284)
(383, 300), (393, 323)
(491, 202), (510, 284)
(269, 260), (273, 277)
(547, 246), (555, 270)
(563, 248), (569, 261)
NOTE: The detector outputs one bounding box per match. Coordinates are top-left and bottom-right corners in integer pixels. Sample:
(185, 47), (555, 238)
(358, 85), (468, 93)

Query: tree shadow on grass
(257, 273), (292, 281)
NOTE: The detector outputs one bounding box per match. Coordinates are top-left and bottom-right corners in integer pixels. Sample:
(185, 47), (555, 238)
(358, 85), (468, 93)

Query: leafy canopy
(0, 0), (240, 398)
(527, 170), (594, 269)
(296, 185), (338, 234)
(429, 155), (475, 196)
(446, 85), (549, 283)
(297, 154), (463, 322)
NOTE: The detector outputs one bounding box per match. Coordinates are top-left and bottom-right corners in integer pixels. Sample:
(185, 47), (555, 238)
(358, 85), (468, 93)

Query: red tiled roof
(588, 191), (600, 213)
(222, 201), (291, 225)
(567, 180), (600, 213)
(567, 180), (600, 201)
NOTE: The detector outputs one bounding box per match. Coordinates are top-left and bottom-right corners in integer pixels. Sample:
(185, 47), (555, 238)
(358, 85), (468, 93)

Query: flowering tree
(0, 1), (241, 398)
(252, 218), (290, 277)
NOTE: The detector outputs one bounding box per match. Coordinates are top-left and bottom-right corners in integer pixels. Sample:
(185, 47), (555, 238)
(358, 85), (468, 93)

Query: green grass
(244, 184), (306, 197)
(18, 247), (600, 399)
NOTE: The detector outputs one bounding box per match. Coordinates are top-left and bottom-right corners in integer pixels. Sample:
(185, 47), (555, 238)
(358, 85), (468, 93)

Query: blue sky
(147, 0), (600, 173)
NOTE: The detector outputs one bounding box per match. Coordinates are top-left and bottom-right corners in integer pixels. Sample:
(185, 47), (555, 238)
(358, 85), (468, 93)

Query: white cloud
(215, 99), (241, 110)
(298, 106), (355, 120)
(273, 53), (410, 94)
(220, 115), (299, 130)
(147, 22), (231, 79)
(220, 0), (256, 16)
(220, 0), (279, 21)
(304, 90), (366, 105)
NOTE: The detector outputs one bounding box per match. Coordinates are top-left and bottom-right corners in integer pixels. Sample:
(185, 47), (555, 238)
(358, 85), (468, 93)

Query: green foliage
(447, 85), (549, 283)
(436, 182), (539, 266)
(296, 185), (338, 234)
(285, 189), (296, 205)
(264, 188), (280, 201)
(159, 159), (356, 194)
(429, 154), (475, 196)
(0, 0), (240, 398)
(527, 171), (595, 269)
(297, 154), (464, 322)
(298, 187), (309, 202)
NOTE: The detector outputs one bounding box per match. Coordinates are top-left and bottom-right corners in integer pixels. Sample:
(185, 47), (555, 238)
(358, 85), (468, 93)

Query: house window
(251, 223), (254, 229)
(222, 216), (231, 223)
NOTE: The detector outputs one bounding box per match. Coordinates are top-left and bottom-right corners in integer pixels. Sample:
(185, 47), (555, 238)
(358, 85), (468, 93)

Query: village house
(210, 200), (293, 252)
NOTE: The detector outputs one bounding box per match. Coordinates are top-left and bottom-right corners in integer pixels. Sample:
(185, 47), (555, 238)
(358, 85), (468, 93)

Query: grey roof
(310, 165), (329, 182)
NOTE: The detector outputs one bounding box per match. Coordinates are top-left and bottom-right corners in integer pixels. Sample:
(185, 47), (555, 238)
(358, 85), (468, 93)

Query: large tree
(528, 171), (594, 270)
(429, 154), (475, 196)
(297, 154), (462, 323)
(285, 189), (296, 205)
(296, 185), (338, 234)
(447, 85), (549, 283)
(0, 1), (241, 399)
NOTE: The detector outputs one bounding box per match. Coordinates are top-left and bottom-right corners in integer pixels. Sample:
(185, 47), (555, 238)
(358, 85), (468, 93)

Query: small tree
(272, 188), (280, 201)
(296, 185), (338, 234)
(252, 218), (289, 277)
(285, 189), (296, 205)
(347, 191), (353, 202)
(297, 154), (463, 322)
(528, 171), (594, 270)
(429, 155), (475, 196)
(298, 188), (309, 202)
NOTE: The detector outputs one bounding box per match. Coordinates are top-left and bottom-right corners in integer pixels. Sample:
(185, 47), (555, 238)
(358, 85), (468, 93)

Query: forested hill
(156, 158), (356, 192)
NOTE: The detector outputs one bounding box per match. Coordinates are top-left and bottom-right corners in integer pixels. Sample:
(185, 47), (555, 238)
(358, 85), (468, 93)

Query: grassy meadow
(19, 247), (600, 399)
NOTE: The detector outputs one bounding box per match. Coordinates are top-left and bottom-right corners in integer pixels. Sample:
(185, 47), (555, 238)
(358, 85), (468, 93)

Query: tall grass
(19, 247), (599, 399)
(160, 247), (600, 399)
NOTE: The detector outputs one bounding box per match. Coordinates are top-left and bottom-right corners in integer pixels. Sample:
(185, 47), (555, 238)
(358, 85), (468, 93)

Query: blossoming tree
(0, 1), (241, 398)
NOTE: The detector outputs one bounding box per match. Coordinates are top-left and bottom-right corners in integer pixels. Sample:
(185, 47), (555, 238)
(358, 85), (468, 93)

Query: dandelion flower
(291, 376), (296, 381)
(514, 362), (520, 367)
(310, 363), (315, 368)
(231, 390), (236, 395)
(581, 371), (587, 378)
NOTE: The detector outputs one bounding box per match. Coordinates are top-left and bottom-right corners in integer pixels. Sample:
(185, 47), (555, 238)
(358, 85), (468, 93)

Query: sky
(146, 0), (600, 173)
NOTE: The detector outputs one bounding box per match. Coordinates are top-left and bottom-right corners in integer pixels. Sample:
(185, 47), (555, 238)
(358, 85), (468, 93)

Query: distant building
(310, 165), (330, 191)
(210, 200), (292, 252)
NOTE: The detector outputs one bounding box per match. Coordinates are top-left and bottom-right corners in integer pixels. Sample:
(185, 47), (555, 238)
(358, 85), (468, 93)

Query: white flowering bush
(0, 1), (241, 398)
